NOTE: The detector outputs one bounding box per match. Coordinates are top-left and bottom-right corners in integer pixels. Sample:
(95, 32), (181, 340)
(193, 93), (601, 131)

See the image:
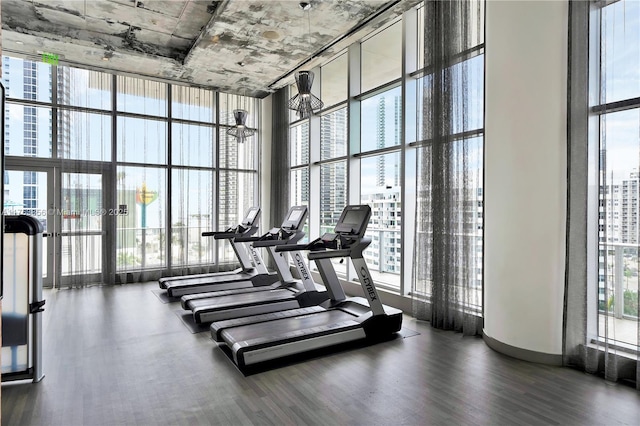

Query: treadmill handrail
(202, 225), (258, 239)
(235, 225), (304, 244)
(307, 249), (351, 260)
(233, 235), (263, 243)
(252, 238), (301, 248)
(274, 234), (338, 253)
(203, 231), (248, 240)
(274, 242), (314, 252)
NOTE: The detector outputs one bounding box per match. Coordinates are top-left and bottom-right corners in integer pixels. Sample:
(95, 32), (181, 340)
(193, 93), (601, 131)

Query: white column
(484, 0), (568, 362)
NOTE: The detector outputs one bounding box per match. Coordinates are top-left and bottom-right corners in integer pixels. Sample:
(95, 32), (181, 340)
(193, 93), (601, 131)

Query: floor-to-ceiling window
(2, 56), (260, 287)
(217, 93), (260, 263)
(170, 86), (215, 270)
(590, 0), (640, 348)
(286, 3), (484, 302)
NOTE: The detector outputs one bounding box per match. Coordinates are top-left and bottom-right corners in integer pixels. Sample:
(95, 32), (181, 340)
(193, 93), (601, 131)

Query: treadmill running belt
(188, 289), (296, 310)
(221, 309), (358, 344)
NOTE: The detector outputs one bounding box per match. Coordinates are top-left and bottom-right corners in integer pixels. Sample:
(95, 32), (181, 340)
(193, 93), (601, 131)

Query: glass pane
(116, 166), (167, 270)
(219, 93), (257, 126)
(172, 122), (214, 167)
(321, 53), (348, 107)
(417, 5), (424, 69)
(416, 54), (484, 141)
(60, 173), (103, 276)
(58, 109), (111, 161)
(171, 169), (214, 267)
(320, 161), (347, 275)
(361, 86), (402, 152)
(414, 136), (483, 304)
(290, 168), (309, 208)
(361, 153), (402, 289)
(4, 104), (52, 158)
(117, 76), (167, 116)
(290, 122), (309, 166)
(171, 85), (214, 122)
(320, 161), (347, 233)
(1, 56), (52, 102)
(219, 130), (256, 170)
(420, 0), (484, 68)
(290, 168), (310, 241)
(320, 108), (348, 160)
(601, 0), (640, 103)
(361, 22), (402, 92)
(4, 170), (48, 280)
(60, 234), (102, 276)
(117, 117), (167, 164)
(57, 66), (111, 109)
(218, 171), (257, 263)
(60, 173), (102, 233)
(598, 109), (640, 346)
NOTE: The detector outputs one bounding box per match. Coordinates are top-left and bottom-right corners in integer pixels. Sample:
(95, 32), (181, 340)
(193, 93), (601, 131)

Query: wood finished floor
(2, 282), (640, 426)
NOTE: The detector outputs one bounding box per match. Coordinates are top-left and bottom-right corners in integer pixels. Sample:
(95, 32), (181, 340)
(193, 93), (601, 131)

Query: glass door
(57, 168), (109, 288)
(4, 164), (111, 288)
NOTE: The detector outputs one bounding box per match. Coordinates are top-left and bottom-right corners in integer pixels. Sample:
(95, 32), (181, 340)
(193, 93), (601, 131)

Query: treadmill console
(280, 205), (308, 231)
(256, 206), (308, 241)
(241, 207), (261, 227)
(334, 205), (371, 237)
(309, 206), (372, 250)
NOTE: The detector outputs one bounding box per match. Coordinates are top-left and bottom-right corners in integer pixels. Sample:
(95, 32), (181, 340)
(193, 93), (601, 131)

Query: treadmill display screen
(287, 210), (302, 223)
(338, 206), (371, 236)
(243, 208), (260, 225)
(282, 206), (307, 230)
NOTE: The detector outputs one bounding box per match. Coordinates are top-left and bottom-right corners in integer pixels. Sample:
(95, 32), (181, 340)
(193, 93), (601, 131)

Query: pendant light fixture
(226, 97), (255, 144)
(287, 2), (324, 119)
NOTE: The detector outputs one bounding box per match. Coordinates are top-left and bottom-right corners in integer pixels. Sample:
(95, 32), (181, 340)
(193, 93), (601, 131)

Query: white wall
(484, 0), (568, 357)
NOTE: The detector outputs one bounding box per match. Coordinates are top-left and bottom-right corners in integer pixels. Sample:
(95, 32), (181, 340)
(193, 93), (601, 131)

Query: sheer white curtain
(412, 0), (483, 335)
(565, 0), (640, 389)
(57, 67), (111, 288)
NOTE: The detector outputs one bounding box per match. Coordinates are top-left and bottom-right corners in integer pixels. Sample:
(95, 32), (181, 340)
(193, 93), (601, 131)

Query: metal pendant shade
(226, 109), (255, 143)
(287, 71), (324, 119)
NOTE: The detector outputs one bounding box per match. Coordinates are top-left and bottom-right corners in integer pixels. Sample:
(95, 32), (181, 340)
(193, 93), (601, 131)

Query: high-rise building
(320, 109), (347, 232)
(2, 58), (51, 219)
(361, 95), (404, 277)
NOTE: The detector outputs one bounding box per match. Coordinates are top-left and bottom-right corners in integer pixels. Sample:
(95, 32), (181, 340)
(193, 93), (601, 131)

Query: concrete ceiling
(1, 0), (420, 98)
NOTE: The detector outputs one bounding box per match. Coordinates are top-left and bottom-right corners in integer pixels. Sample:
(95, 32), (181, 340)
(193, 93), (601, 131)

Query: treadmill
(159, 206), (262, 289)
(210, 205), (403, 369)
(162, 207), (279, 298)
(181, 206), (334, 324)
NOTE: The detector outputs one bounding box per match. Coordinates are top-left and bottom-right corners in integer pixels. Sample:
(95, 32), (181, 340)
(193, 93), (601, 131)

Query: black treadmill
(159, 206), (261, 289)
(181, 206), (339, 324)
(210, 205), (403, 369)
(161, 206), (279, 298)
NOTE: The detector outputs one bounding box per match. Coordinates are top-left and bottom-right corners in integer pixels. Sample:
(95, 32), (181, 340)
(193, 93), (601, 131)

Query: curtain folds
(564, 0), (640, 390)
(57, 67), (113, 288)
(270, 87), (291, 229)
(412, 0), (483, 335)
(267, 88), (290, 268)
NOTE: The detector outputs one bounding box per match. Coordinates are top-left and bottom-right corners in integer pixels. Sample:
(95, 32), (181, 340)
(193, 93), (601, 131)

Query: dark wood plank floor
(3, 282), (639, 425)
